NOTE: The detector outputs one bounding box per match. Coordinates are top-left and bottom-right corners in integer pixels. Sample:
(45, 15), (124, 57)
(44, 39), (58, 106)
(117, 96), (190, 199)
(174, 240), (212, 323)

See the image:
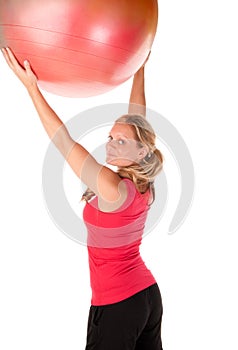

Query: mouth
(106, 152), (118, 164)
(106, 148), (115, 157)
(106, 153), (116, 160)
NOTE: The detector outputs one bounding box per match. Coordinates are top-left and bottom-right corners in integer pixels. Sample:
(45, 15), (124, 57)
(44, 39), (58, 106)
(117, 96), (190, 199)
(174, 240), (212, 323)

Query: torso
(83, 178), (156, 306)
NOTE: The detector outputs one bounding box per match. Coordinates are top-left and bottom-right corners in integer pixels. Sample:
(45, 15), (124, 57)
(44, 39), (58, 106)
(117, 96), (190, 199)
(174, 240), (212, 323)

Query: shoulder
(97, 178), (138, 213)
(105, 178), (150, 213)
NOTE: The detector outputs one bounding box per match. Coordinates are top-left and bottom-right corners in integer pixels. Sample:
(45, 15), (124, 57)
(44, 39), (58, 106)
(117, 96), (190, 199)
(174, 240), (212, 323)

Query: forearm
(27, 85), (62, 137)
(128, 67), (146, 116)
(27, 84), (75, 157)
(2, 47), (75, 158)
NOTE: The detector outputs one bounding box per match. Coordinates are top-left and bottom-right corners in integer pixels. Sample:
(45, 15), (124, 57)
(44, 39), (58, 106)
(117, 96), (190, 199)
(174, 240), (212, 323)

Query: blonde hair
(82, 114), (163, 203)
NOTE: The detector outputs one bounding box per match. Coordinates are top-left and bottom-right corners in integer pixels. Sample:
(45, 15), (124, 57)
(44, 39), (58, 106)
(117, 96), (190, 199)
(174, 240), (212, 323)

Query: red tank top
(83, 178), (156, 306)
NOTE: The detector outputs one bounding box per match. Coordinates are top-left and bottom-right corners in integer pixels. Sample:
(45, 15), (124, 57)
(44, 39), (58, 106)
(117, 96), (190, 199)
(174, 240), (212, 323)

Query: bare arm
(1, 47), (127, 206)
(128, 52), (150, 117)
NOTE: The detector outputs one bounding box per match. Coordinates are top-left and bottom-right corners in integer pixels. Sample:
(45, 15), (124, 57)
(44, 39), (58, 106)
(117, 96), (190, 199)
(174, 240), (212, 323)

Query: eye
(107, 136), (125, 145)
(118, 139), (125, 145)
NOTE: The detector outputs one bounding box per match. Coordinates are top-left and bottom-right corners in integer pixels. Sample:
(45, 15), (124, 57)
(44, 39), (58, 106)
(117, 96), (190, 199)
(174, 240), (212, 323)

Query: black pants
(85, 283), (163, 350)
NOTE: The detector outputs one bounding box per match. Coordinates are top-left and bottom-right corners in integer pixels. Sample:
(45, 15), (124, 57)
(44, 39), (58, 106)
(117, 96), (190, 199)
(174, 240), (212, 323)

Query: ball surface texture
(0, 0), (158, 97)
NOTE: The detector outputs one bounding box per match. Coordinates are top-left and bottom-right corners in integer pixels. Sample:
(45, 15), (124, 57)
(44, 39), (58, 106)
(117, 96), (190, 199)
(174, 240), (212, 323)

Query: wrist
(133, 67), (145, 82)
(136, 66), (145, 75)
(26, 82), (39, 95)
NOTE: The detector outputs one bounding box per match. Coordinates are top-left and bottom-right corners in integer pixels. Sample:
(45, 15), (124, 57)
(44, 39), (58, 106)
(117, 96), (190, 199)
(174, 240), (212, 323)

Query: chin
(106, 155), (133, 167)
(107, 159), (118, 166)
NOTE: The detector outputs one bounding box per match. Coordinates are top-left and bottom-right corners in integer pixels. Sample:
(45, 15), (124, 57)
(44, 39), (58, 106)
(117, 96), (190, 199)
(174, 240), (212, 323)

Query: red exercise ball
(0, 0), (158, 97)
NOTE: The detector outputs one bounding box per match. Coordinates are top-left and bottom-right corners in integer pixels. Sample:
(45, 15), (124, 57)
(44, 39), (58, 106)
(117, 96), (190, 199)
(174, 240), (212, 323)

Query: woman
(1, 47), (164, 349)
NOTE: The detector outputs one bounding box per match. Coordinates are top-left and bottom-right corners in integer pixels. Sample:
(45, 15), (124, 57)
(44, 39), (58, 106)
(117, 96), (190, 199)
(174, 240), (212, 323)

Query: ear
(137, 146), (148, 160)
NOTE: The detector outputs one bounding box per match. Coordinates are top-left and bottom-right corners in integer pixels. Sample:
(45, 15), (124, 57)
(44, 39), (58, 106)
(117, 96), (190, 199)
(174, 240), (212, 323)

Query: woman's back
(84, 178), (156, 306)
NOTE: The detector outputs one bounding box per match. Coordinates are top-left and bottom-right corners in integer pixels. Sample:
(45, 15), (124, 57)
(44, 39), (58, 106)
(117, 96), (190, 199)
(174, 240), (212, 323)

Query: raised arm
(1, 47), (127, 207)
(128, 52), (150, 117)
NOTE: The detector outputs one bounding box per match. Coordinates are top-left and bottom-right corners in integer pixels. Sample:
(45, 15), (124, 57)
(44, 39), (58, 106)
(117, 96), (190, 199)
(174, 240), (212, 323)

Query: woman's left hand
(1, 47), (38, 91)
(141, 50), (151, 68)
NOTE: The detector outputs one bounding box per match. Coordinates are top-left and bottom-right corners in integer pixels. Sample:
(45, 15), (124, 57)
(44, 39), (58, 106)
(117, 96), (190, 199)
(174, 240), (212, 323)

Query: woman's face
(106, 122), (147, 167)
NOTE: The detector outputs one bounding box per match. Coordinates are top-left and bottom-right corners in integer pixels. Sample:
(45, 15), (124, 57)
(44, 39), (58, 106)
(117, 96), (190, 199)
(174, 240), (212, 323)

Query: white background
(0, 0), (238, 349)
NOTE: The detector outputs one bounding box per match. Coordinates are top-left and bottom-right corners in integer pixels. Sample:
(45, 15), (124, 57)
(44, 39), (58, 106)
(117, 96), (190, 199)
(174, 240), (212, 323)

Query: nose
(106, 139), (117, 150)
(106, 141), (114, 155)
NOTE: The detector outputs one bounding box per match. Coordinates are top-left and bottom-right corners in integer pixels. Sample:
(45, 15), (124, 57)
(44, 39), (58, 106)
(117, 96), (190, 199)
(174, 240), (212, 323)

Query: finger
(6, 47), (19, 64)
(24, 59), (38, 79)
(24, 60), (34, 77)
(24, 59), (31, 71)
(142, 50), (151, 66)
(5, 47), (25, 72)
(1, 47), (14, 69)
(146, 50), (151, 61)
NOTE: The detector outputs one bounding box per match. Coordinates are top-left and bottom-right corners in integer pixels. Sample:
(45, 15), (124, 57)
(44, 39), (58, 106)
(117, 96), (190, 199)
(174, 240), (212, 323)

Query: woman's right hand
(135, 50), (151, 75)
(1, 47), (38, 91)
(128, 52), (151, 116)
